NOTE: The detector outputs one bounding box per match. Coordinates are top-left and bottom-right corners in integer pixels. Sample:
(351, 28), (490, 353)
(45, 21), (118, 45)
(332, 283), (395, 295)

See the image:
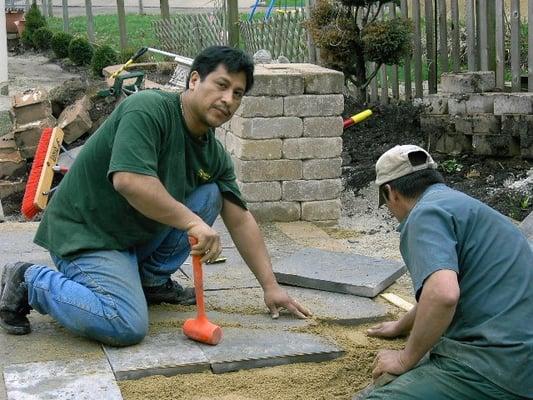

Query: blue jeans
(24, 184), (222, 346)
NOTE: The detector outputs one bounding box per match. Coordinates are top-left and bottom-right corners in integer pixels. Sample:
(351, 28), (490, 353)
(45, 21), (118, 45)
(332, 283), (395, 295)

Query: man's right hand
(367, 320), (409, 338)
(187, 221), (222, 264)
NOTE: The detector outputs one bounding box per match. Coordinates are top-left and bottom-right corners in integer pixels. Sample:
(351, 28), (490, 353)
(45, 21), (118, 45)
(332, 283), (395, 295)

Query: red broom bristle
(21, 127), (54, 220)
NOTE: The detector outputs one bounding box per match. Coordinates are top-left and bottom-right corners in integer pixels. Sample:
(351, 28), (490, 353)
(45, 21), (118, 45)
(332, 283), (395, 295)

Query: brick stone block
(471, 114), (501, 135)
(466, 94), (494, 114)
(247, 65), (304, 96)
(472, 135), (520, 156)
(282, 179), (342, 201)
(433, 133), (472, 154)
(415, 94), (449, 115)
(447, 96), (467, 115)
(11, 88), (52, 125)
(283, 137), (342, 160)
(303, 117), (343, 137)
(290, 63), (344, 94)
(226, 132), (282, 160)
(303, 158), (342, 179)
(284, 95), (344, 117)
(13, 116), (56, 159)
(420, 115), (455, 136)
(58, 97), (93, 144)
(235, 96), (283, 118)
(0, 132), (17, 155)
(238, 181), (281, 202)
(0, 178), (26, 200)
(0, 149), (25, 178)
(493, 94), (533, 115)
(248, 201), (300, 222)
(521, 120), (533, 158)
(501, 115), (527, 137)
(301, 199), (341, 221)
(234, 158), (302, 182)
(231, 116), (302, 139)
(0, 109), (13, 137)
(441, 71), (495, 93)
(214, 127), (226, 147)
(454, 115), (473, 135)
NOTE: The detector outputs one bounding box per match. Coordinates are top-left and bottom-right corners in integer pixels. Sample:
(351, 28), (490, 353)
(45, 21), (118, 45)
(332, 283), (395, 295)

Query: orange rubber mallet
(182, 237), (223, 345)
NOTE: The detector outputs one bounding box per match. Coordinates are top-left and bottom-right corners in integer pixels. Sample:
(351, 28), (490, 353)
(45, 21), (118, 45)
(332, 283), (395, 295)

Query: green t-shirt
(34, 90), (244, 259)
(398, 184), (533, 397)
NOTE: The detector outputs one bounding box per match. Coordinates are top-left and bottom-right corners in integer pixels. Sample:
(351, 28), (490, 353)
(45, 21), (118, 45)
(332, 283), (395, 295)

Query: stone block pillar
(216, 64), (345, 223)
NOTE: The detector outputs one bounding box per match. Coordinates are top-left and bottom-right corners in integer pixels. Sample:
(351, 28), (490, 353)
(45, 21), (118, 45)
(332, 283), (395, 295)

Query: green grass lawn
(48, 14), (161, 55)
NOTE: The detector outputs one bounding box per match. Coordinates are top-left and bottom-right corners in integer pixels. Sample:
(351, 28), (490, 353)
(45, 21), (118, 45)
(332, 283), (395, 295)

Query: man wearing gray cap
(364, 145), (533, 399)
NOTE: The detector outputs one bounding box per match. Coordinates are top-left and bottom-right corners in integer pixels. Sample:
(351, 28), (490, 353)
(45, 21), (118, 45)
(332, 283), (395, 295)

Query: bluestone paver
(205, 286), (387, 324)
(0, 222), (52, 266)
(172, 246), (260, 290)
(103, 332), (210, 380)
(201, 327), (344, 373)
(519, 210), (533, 241)
(3, 358), (122, 400)
(272, 248), (406, 298)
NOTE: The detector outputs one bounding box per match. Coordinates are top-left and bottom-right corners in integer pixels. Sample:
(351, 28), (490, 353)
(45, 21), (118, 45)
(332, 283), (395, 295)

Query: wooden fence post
(400, 0), (412, 100)
(424, 0), (437, 94)
(62, 0), (69, 32)
(487, 0), (496, 72)
(117, 0), (128, 50)
(466, 0), (476, 71)
(412, 0), (423, 98)
(529, 0), (533, 91)
(160, 0), (170, 20)
(511, 0), (521, 91)
(85, 0), (95, 43)
(450, 0), (460, 72)
(437, 0), (448, 73)
(48, 0), (53, 17)
(227, 0), (239, 47)
(305, 0), (317, 64)
(495, 0), (504, 89)
(479, 0), (488, 70)
(138, 0), (143, 15)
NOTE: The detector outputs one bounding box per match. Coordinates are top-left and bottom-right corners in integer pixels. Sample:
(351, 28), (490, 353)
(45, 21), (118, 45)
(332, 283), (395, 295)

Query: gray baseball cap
(375, 145), (437, 206)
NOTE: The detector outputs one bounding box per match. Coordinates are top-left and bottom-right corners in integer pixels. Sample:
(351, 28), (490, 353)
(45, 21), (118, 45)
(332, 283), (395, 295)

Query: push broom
(183, 236), (223, 345)
(21, 127), (65, 220)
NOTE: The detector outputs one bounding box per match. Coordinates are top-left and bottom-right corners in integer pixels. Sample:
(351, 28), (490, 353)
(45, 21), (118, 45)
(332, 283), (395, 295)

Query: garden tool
(182, 237), (223, 345)
(343, 109), (373, 129)
(98, 47), (148, 98)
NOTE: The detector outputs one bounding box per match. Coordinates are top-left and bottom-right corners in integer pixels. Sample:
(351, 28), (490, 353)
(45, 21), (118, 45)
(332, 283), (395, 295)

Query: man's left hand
(372, 349), (412, 380)
(263, 285), (311, 319)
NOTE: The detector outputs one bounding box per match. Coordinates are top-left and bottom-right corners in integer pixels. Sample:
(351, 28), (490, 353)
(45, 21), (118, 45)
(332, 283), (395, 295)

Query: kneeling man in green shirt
(364, 145), (533, 399)
(0, 46), (311, 345)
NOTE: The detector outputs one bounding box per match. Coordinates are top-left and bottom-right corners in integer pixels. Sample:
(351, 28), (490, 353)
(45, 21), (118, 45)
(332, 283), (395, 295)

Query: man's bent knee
(99, 315), (149, 347)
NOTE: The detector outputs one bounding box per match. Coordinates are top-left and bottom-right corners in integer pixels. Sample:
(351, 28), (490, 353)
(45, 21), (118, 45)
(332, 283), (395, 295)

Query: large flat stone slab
(519, 211), (533, 241)
(103, 332), (210, 380)
(0, 222), (52, 266)
(201, 327), (343, 373)
(172, 246), (260, 290)
(3, 358), (122, 400)
(205, 287), (387, 324)
(273, 248), (406, 298)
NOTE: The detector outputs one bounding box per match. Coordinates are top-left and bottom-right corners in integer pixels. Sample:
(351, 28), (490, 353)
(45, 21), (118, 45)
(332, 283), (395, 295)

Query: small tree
(22, 2), (47, 48)
(306, 0), (412, 102)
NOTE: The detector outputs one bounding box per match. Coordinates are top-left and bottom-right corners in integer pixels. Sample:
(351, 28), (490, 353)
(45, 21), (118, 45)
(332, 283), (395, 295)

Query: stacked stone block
(419, 71), (533, 158)
(217, 64), (344, 223)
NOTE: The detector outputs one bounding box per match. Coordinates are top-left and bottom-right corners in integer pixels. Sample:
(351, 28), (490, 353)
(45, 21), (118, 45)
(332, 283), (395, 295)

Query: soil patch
(342, 98), (533, 222)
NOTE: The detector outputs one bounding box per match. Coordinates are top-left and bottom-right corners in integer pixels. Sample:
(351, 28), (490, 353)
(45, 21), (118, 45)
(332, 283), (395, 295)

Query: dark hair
(380, 151), (445, 202)
(186, 46), (255, 93)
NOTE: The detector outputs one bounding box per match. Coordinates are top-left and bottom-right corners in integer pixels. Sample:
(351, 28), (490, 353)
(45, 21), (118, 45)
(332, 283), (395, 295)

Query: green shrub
(51, 31), (73, 58)
(32, 26), (54, 50)
(68, 37), (94, 66)
(23, 3), (47, 47)
(91, 44), (118, 76)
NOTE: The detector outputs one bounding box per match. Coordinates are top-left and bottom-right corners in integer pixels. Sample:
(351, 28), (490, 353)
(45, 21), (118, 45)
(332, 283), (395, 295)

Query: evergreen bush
(51, 31), (73, 58)
(91, 44), (118, 76)
(32, 27), (54, 50)
(68, 37), (94, 66)
(23, 3), (47, 48)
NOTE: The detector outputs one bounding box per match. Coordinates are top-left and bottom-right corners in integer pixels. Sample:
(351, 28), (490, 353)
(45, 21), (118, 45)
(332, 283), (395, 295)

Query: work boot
(143, 278), (196, 305)
(0, 262), (33, 335)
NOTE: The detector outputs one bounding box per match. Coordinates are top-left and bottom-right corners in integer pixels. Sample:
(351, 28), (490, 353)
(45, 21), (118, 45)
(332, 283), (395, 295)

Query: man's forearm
(402, 271), (459, 367)
(221, 200), (278, 289)
(113, 172), (202, 230)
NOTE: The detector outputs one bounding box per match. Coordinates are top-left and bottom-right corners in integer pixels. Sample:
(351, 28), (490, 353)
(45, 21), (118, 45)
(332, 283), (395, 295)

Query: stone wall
(216, 64), (345, 223)
(419, 71), (533, 159)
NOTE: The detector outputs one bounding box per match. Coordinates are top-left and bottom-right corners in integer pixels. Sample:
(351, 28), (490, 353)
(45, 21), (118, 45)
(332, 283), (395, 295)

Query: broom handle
(188, 237), (207, 319)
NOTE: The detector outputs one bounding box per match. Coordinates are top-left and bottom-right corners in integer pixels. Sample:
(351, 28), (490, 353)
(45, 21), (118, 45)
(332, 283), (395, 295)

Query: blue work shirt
(398, 183), (533, 398)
